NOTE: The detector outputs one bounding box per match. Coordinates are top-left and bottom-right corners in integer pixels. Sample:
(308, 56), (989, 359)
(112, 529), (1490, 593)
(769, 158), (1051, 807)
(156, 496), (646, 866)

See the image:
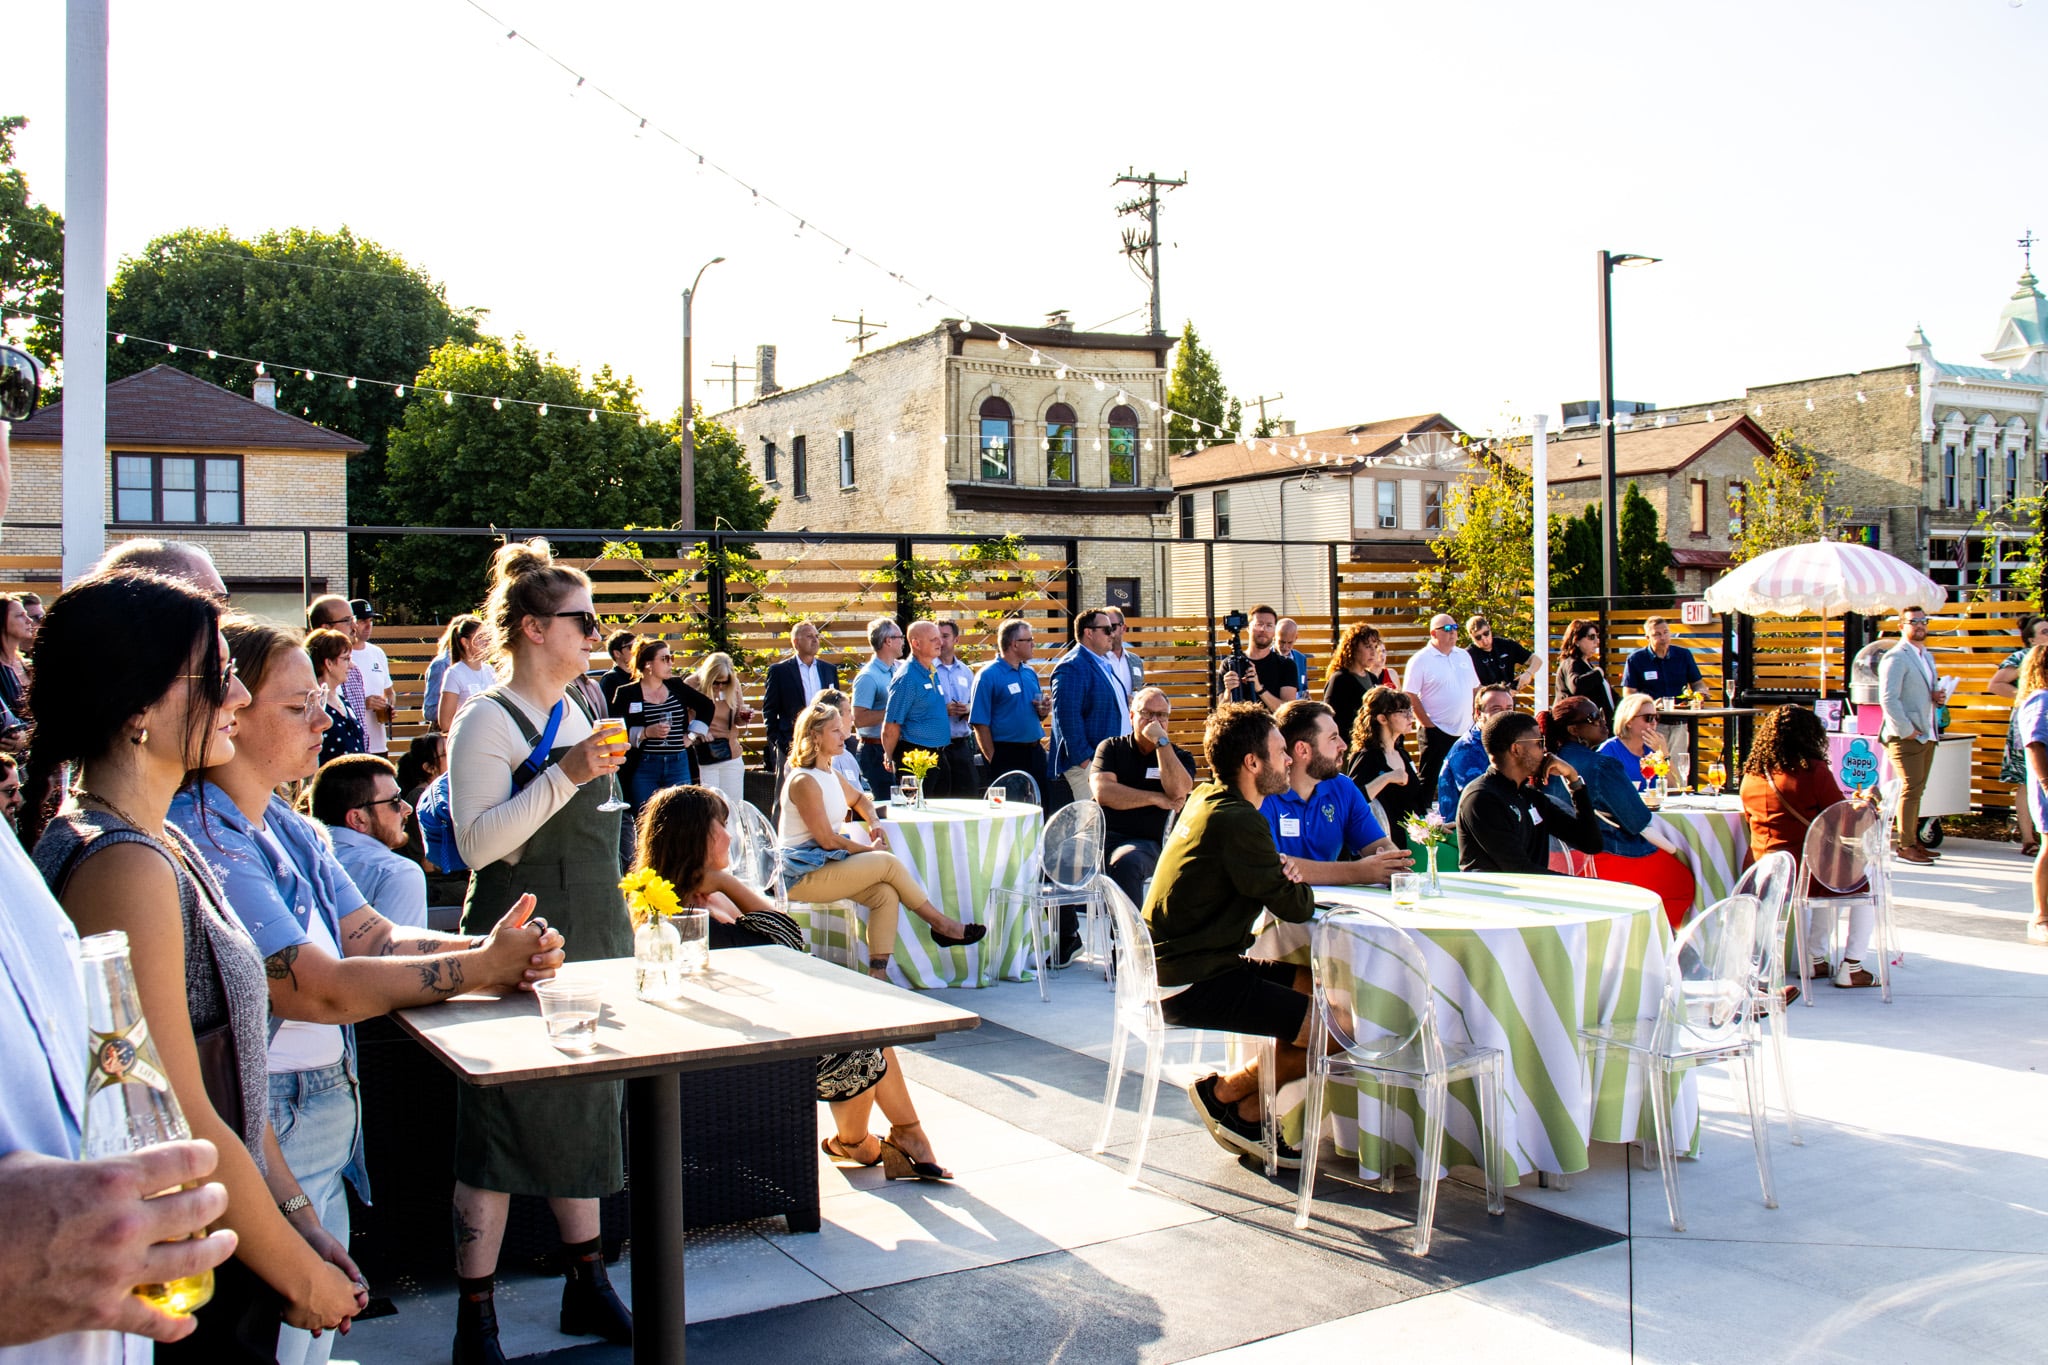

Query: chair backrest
(1663, 894), (1760, 1044)
(1729, 849), (1796, 982)
(1040, 799), (1106, 891)
(1308, 908), (1443, 1074)
(1800, 798), (1880, 895)
(988, 769), (1043, 808)
(1100, 878), (1167, 1032)
(727, 799), (782, 895)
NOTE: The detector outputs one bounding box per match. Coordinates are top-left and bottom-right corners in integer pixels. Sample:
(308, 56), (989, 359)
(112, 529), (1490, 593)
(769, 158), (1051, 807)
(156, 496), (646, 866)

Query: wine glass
(898, 774), (919, 807)
(1706, 759), (1727, 793)
(1639, 754), (1658, 788)
(595, 718), (630, 813)
(1671, 753), (1691, 792)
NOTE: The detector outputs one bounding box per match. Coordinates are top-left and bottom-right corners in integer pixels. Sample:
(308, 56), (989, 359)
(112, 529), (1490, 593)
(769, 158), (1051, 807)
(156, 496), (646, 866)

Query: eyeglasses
(353, 794), (409, 813)
(552, 610), (601, 636)
(264, 689), (328, 719)
(1139, 707), (1171, 720)
(179, 660), (239, 688)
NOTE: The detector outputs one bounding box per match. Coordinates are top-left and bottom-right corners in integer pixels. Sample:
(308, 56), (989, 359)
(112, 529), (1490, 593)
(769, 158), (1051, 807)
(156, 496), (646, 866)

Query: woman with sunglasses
(609, 637), (714, 817)
(25, 573), (366, 1357)
(307, 627), (366, 768)
(444, 540), (636, 1361)
(1555, 618), (1618, 726)
(1539, 697), (1695, 927)
(687, 650), (752, 812)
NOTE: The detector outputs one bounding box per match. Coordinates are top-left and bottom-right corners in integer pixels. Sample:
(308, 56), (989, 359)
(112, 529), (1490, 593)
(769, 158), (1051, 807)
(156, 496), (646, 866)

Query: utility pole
(832, 310), (889, 355)
(1247, 392), (1284, 438)
(703, 357), (756, 409)
(679, 255), (725, 532)
(1113, 168), (1187, 336)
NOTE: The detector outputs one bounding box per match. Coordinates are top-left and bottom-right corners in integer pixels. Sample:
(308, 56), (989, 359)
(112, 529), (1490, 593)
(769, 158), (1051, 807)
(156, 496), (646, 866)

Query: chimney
(1278, 419), (1296, 437)
(251, 375), (277, 408)
(756, 344), (780, 398)
(1044, 309), (1074, 332)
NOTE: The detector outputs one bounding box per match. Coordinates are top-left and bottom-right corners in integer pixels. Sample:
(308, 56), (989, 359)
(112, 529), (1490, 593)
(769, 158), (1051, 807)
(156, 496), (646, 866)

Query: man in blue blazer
(1049, 608), (1133, 813)
(762, 621), (839, 791)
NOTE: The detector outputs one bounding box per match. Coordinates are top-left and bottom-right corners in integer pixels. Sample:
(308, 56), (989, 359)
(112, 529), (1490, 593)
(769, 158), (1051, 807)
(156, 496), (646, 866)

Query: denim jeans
(270, 1059), (360, 1365)
(629, 748), (694, 813)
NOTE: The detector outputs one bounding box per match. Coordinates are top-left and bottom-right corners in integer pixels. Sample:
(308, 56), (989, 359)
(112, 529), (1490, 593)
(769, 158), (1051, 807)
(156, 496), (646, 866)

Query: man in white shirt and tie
(1879, 606), (1948, 864)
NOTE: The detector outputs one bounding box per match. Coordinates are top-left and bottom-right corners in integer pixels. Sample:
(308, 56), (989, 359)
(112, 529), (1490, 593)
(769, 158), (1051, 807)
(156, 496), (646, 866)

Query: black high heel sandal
(878, 1135), (952, 1181)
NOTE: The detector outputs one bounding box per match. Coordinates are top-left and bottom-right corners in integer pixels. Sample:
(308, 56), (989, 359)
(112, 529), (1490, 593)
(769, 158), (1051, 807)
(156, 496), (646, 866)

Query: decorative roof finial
(2022, 228), (2036, 274)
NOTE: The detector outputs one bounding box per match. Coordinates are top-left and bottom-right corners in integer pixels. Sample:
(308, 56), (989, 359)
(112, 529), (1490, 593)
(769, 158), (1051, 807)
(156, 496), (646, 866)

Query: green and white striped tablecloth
(1651, 796), (1752, 920)
(1251, 873), (1697, 1180)
(831, 799), (1041, 989)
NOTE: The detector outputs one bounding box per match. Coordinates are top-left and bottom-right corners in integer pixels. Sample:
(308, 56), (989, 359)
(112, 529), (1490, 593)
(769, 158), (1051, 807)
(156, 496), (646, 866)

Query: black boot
(559, 1237), (633, 1344)
(451, 1277), (509, 1365)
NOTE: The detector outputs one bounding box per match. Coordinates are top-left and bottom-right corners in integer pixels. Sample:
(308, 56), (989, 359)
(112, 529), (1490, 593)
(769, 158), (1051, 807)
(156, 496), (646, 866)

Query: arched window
(1045, 403), (1077, 484)
(1107, 404), (1139, 486)
(979, 396), (1013, 481)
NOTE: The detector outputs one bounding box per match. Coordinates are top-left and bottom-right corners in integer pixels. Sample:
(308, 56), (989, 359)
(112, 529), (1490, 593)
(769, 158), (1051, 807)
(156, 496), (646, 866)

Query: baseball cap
(348, 598), (379, 619)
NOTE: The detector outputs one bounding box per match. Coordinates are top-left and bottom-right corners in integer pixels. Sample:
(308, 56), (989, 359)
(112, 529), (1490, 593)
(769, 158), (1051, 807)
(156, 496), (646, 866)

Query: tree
(0, 116), (64, 370)
(105, 226), (483, 532)
(1618, 480), (1675, 601)
(687, 410), (777, 535)
(1729, 428), (1848, 564)
(1550, 504), (1603, 602)
(1163, 320), (1244, 453)
(1415, 441), (1535, 640)
(374, 339), (695, 619)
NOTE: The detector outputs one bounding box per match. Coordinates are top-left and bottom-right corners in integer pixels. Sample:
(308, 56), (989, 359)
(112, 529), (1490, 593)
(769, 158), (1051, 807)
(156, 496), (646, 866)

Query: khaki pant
(786, 851), (931, 959)
(1063, 763), (1093, 805)
(1883, 735), (1936, 851)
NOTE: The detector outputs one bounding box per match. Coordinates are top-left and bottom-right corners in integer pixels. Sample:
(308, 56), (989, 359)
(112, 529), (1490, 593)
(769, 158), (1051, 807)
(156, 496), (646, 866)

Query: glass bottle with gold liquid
(79, 930), (215, 1317)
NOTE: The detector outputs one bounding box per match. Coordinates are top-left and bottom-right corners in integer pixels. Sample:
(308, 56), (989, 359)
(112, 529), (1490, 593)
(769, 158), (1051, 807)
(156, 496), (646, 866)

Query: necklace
(77, 788), (164, 842)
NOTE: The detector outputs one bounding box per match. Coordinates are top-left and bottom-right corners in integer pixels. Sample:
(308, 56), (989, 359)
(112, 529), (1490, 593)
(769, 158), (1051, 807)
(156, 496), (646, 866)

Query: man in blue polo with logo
(970, 617), (1050, 790)
(1264, 700), (1412, 884)
(883, 620), (959, 797)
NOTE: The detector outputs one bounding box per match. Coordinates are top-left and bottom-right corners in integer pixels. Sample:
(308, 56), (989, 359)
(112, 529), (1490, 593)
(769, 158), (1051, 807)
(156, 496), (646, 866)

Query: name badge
(924, 683), (934, 690)
(1007, 682), (1022, 695)
(1528, 803), (1545, 827)
(1145, 766), (1161, 779)
(628, 702), (643, 713)
(1279, 816), (1302, 838)
(1644, 670), (1659, 681)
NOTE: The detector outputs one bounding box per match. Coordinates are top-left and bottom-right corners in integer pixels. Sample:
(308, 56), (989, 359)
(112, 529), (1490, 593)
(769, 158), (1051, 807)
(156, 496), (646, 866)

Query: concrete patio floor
(341, 837), (2047, 1363)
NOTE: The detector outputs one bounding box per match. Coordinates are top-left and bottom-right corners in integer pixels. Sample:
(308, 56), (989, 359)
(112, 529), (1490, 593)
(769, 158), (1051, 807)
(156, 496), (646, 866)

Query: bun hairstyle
(482, 539), (591, 662)
(20, 571), (226, 848)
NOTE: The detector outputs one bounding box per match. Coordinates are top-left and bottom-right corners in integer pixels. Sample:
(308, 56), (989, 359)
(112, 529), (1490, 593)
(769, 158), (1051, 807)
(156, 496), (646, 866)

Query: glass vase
(634, 916), (684, 1003)
(1424, 842), (1444, 897)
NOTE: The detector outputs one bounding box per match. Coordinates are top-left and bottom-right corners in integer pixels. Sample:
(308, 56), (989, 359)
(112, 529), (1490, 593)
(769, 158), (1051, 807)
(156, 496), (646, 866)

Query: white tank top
(778, 766), (850, 846)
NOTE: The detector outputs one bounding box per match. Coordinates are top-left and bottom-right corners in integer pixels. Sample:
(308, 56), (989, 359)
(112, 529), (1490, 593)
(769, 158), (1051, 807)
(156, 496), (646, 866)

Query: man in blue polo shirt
(851, 617), (904, 799)
(1265, 700), (1412, 884)
(1621, 616), (1705, 764)
(883, 620), (960, 797)
(970, 617), (1050, 790)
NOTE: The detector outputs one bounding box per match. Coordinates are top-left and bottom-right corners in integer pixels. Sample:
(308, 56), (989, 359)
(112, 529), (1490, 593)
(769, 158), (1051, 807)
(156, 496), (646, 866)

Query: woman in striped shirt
(609, 637), (713, 815)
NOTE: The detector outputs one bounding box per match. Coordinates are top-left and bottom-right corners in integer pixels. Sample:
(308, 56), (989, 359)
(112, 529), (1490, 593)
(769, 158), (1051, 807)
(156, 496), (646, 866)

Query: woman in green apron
(444, 540), (634, 1364)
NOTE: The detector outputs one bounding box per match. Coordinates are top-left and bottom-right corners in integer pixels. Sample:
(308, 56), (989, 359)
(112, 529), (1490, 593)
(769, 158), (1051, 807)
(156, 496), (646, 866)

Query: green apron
(453, 688), (631, 1197)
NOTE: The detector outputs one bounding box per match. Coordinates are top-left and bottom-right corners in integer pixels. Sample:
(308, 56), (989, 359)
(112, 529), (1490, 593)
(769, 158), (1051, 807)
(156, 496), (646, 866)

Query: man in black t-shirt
(1219, 604), (1299, 712)
(1090, 687), (1195, 908)
(1464, 614), (1541, 691)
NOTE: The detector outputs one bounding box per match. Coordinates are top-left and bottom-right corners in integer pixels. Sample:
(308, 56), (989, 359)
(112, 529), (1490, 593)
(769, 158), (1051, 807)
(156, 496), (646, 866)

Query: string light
(537, 402), (548, 416)
(492, 397), (502, 410)
(206, 349), (217, 360)
(346, 376), (357, 389)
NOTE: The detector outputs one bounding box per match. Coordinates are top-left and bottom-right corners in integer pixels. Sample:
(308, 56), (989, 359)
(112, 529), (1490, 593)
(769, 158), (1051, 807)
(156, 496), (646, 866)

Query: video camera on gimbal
(1219, 609), (1255, 703)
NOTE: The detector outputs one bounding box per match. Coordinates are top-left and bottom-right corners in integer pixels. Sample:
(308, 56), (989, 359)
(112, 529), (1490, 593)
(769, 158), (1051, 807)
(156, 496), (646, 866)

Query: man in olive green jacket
(1143, 702), (1316, 1165)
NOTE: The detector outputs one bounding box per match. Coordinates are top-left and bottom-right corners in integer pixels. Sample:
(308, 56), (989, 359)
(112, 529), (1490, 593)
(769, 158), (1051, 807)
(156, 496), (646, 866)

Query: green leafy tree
(1618, 480), (1675, 601)
(104, 226), (483, 534)
(688, 410), (777, 534)
(1729, 428), (1848, 564)
(1415, 441), (1534, 640)
(0, 116), (64, 370)
(375, 339), (687, 618)
(1163, 320), (1244, 452)
(1549, 504), (1603, 602)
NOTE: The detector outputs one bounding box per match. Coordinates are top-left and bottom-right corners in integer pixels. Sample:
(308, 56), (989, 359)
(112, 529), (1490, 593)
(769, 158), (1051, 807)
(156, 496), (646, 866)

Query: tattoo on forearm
(264, 945), (301, 990)
(344, 919), (377, 944)
(415, 957), (465, 996)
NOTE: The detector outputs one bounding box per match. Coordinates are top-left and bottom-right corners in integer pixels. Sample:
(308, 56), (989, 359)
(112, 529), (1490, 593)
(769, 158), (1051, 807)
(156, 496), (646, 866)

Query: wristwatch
(278, 1193), (312, 1217)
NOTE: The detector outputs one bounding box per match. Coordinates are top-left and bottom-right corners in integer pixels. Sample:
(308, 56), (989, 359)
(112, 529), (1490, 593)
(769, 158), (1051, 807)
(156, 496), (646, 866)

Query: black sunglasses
(354, 794), (408, 813)
(552, 611), (601, 636)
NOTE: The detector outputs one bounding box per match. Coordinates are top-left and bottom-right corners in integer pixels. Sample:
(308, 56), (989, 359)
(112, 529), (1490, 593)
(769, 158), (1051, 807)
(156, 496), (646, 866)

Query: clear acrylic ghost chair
(986, 768), (1042, 808)
(1090, 879), (1275, 1185)
(736, 791), (863, 970)
(1794, 799), (1897, 1005)
(1579, 893), (1778, 1233)
(984, 799), (1105, 999)
(1293, 908), (1506, 1256)
(1728, 850), (1801, 1144)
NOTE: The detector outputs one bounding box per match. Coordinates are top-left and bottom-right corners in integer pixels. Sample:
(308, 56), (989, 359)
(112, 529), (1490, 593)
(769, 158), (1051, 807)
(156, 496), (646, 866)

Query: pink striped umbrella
(1703, 540), (1946, 618)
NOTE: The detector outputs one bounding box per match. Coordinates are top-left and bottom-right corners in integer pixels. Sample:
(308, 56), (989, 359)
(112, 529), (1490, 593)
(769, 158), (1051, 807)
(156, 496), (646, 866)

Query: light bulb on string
(998, 335), (1010, 349)
(588, 409), (599, 423)
(492, 398), (503, 411)
(443, 391), (454, 406)
(1055, 366), (1068, 380)
(207, 349), (217, 360)
(346, 377), (357, 389)
(888, 430), (898, 443)
(1093, 377), (1105, 391)
(167, 344), (178, 354)
(114, 333), (125, 344)
(396, 385), (405, 398)
(1030, 351), (1042, 366)
(538, 402), (549, 416)
(1805, 398), (1815, 411)
(961, 321), (973, 333)
(303, 370), (314, 381)
(638, 414), (649, 427)
(1705, 408), (1714, 421)
(254, 361), (265, 375)
(1906, 385), (1916, 397)
(1856, 391), (1867, 403)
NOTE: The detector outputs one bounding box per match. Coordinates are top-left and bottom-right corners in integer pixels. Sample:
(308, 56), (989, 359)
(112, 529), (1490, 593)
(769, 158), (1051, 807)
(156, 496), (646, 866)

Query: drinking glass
(536, 978), (601, 1054)
(899, 774), (919, 806)
(1671, 753), (1691, 792)
(675, 908), (711, 976)
(1707, 760), (1728, 793)
(1391, 873), (1421, 907)
(594, 718), (630, 813)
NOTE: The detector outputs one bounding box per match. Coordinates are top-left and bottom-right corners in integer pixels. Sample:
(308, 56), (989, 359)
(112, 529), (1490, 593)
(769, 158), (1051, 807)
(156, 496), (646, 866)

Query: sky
(9, 0), (2048, 442)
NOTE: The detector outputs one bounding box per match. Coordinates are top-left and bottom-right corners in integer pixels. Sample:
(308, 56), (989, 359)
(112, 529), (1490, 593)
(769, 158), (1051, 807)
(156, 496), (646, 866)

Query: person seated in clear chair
(1090, 687), (1195, 908)
(1261, 700), (1412, 886)
(777, 699), (984, 979)
(633, 784), (954, 1180)
(1435, 684), (1515, 819)
(1455, 711), (1603, 874)
(1600, 692), (1669, 791)
(1146, 703), (1318, 1167)
(1539, 697), (1696, 927)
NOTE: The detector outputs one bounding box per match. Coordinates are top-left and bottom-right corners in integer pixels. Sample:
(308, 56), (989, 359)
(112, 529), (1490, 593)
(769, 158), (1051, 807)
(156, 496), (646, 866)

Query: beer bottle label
(87, 1019), (170, 1098)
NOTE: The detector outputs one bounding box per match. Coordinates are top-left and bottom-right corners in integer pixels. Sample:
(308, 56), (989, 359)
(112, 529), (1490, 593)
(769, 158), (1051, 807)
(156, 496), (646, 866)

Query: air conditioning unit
(1379, 514), (1399, 529)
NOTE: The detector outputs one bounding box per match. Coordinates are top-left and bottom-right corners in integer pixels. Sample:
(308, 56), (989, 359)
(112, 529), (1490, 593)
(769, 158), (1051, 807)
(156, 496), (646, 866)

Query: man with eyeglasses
(1091, 688), (1195, 913)
(1405, 612), (1483, 798)
(1465, 614), (1542, 692)
(1050, 608), (1134, 812)
(852, 617), (905, 800)
(882, 621), (960, 798)
(970, 617), (1050, 791)
(1437, 684), (1517, 819)
(1879, 606), (1949, 864)
(311, 754), (429, 929)
(1455, 711), (1602, 874)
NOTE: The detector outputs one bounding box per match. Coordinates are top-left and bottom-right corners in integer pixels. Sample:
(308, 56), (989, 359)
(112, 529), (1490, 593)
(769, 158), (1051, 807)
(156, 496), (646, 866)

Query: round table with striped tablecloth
(1250, 873), (1698, 1181)
(1648, 793), (1752, 921)
(855, 798), (1041, 989)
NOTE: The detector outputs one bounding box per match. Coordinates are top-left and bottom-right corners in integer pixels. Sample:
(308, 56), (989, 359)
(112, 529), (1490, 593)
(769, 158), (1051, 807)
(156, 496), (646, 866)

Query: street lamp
(1596, 249), (1660, 599)
(680, 255), (726, 531)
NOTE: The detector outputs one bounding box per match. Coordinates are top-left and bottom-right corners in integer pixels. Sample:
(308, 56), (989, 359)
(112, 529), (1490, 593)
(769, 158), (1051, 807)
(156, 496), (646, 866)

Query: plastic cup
(674, 907), (710, 976)
(1391, 873), (1421, 907)
(536, 978), (601, 1054)
(988, 787), (1007, 810)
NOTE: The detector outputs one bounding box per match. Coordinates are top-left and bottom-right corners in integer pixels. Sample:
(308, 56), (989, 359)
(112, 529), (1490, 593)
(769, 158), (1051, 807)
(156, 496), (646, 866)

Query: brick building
(8, 365), (360, 618)
(715, 320), (1175, 613)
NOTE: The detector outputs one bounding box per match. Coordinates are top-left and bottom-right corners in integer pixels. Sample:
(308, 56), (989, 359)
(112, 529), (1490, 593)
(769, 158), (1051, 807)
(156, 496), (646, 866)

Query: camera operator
(1218, 605), (1297, 713)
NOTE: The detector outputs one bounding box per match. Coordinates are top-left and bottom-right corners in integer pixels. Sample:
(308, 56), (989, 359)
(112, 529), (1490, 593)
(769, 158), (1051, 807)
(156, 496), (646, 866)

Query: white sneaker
(1832, 959), (1878, 989)
(2026, 923), (2048, 946)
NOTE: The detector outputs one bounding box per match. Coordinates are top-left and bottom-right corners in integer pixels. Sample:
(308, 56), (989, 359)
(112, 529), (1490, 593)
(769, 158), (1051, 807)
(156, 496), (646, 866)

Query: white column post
(1532, 413), (1550, 712)
(62, 0), (110, 583)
